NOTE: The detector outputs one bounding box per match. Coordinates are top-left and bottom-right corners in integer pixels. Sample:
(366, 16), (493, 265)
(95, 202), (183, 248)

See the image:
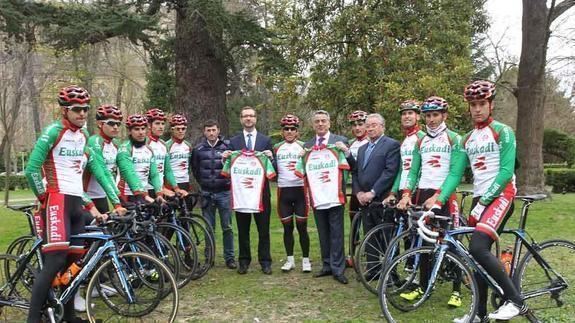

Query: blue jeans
(201, 190), (235, 261)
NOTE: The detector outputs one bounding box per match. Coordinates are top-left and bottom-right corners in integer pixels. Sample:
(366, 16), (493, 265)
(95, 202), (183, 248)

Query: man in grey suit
(352, 113), (400, 279)
(304, 110), (350, 284)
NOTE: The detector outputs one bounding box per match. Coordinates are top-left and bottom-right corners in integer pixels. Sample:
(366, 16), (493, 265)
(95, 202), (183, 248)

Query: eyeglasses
(70, 106), (89, 113)
(241, 114), (256, 118)
(104, 120), (122, 127)
(283, 127), (297, 132)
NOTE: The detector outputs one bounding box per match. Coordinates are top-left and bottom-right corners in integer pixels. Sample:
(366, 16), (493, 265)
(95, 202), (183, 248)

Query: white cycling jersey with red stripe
(274, 140), (305, 188)
(416, 131), (454, 190)
(86, 139), (117, 198)
(167, 139), (192, 184)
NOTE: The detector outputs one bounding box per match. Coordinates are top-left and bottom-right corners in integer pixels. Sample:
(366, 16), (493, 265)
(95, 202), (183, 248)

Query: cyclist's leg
(27, 193), (71, 323)
(292, 186), (310, 258)
(278, 187), (295, 257)
(469, 185), (523, 311)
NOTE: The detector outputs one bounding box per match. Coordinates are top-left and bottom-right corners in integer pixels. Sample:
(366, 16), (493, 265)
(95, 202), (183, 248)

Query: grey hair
(367, 113), (385, 126)
(312, 109), (330, 121)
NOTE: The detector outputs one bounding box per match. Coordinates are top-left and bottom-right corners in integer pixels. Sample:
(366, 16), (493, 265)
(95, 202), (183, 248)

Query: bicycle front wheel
(85, 251), (179, 323)
(378, 246), (478, 322)
(515, 239), (575, 319)
(355, 223), (396, 294)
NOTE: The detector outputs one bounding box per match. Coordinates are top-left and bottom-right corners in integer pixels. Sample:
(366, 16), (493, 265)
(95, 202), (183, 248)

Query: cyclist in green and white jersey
(166, 114), (193, 191)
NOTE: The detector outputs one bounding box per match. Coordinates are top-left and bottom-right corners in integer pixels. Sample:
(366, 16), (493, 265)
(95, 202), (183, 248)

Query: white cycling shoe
(488, 301), (526, 320)
(302, 258), (312, 273)
(281, 256), (295, 272)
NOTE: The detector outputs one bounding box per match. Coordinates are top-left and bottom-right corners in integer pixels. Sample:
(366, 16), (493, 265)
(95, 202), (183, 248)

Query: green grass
(1, 189), (574, 321)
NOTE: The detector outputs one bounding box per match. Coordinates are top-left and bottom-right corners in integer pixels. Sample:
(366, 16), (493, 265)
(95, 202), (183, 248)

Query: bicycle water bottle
(52, 261), (83, 287)
(500, 248), (513, 275)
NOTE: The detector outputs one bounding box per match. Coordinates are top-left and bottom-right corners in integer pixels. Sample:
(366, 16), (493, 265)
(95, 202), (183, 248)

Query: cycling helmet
(96, 105), (123, 121)
(464, 80), (496, 102)
(421, 96), (448, 112)
(126, 114), (148, 128)
(399, 100), (421, 113)
(348, 110), (368, 123)
(280, 114), (300, 128)
(58, 85), (90, 107)
(145, 108), (166, 122)
(169, 114), (188, 126)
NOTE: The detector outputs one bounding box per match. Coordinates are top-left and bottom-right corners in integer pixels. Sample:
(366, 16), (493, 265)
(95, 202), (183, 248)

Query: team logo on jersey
(318, 171), (331, 183)
(241, 177), (255, 188)
(286, 161), (297, 171)
(426, 155), (441, 168)
(403, 158), (412, 170)
(71, 160), (83, 174)
(179, 161), (187, 169)
(473, 156), (487, 170)
(157, 164), (164, 173)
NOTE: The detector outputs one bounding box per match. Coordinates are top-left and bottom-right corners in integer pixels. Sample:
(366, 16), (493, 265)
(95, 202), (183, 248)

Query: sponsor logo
(58, 147), (84, 157)
(486, 197), (510, 228)
(170, 152), (190, 159)
(276, 152), (300, 161)
(420, 144), (451, 154)
(48, 205), (63, 241)
(403, 157), (412, 170)
(467, 142), (496, 156)
(426, 155), (442, 168)
(308, 160), (336, 171)
(241, 177), (255, 188)
(318, 171), (331, 183)
(473, 156), (487, 170)
(233, 167), (262, 176)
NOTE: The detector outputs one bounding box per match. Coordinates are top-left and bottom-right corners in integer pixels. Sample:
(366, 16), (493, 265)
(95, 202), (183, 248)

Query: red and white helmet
(96, 105), (123, 121)
(169, 114), (188, 126)
(464, 80), (496, 102)
(126, 114), (148, 128)
(280, 114), (300, 128)
(58, 85), (90, 107)
(348, 110), (368, 123)
(145, 108), (166, 122)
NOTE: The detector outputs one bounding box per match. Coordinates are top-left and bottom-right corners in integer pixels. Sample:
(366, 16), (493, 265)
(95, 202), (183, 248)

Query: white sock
(287, 256), (294, 264)
(302, 257), (310, 264)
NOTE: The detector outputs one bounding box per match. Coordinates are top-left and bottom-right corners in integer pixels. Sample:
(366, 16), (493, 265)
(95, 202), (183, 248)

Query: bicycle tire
(85, 251), (178, 323)
(0, 253), (36, 321)
(514, 239), (575, 318)
(178, 216), (215, 279)
(355, 223), (396, 294)
(378, 246), (478, 322)
(156, 222), (199, 288)
(349, 212), (363, 275)
(381, 229), (420, 291)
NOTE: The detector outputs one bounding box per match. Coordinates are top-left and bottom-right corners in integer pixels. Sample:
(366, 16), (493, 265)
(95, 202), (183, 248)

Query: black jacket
(191, 136), (231, 192)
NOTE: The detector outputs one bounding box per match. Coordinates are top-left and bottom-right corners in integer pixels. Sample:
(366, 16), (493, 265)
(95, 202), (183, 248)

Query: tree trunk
(515, 0), (550, 194)
(26, 52), (42, 138)
(175, 3), (228, 143)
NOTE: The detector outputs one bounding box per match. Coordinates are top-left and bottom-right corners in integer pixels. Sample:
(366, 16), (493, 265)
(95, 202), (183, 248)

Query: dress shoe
(237, 264), (248, 274)
(313, 269), (332, 278)
(226, 259), (237, 269)
(262, 266), (272, 275)
(333, 274), (348, 284)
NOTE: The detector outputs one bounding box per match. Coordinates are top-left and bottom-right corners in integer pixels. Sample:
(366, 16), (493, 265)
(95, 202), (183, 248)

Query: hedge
(545, 169), (575, 193)
(0, 175), (29, 191)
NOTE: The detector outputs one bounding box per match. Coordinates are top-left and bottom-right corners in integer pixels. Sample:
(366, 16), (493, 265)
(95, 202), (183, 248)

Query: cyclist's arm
(163, 152), (178, 189)
(87, 135), (120, 195)
(437, 134), (468, 205)
(390, 164), (401, 196)
(480, 126), (516, 205)
(85, 145), (122, 208)
(149, 156), (163, 195)
(25, 122), (62, 200)
(116, 142), (147, 196)
(403, 140), (421, 195)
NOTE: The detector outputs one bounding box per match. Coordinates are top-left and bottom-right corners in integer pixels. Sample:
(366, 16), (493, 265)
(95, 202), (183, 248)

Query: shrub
(545, 169), (575, 193)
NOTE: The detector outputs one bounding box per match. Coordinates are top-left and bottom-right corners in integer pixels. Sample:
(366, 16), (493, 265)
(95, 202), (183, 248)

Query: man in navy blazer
(227, 106), (274, 275)
(352, 113), (400, 278)
(304, 110), (350, 284)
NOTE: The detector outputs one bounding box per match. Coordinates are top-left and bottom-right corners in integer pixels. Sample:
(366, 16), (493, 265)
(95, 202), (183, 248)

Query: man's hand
(145, 195), (155, 204)
(175, 188), (188, 197)
(114, 206), (127, 216)
(356, 192), (366, 205)
(383, 194), (396, 206)
(364, 191), (375, 204)
(162, 189), (175, 197)
(423, 194), (439, 210)
(334, 141), (349, 153)
(397, 195), (411, 211)
(222, 150), (232, 159)
(90, 206), (108, 223)
(298, 149), (306, 157)
(262, 150), (273, 159)
(156, 195), (167, 205)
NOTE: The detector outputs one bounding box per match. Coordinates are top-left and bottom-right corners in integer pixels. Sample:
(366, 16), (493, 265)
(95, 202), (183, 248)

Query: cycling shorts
(277, 186), (308, 224)
(469, 182), (516, 240)
(37, 193), (86, 254)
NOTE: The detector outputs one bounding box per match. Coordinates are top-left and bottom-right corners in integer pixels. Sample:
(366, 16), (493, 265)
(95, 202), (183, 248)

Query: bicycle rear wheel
(515, 239), (575, 319)
(378, 246), (478, 322)
(0, 254), (35, 321)
(157, 223), (199, 288)
(355, 223), (396, 294)
(179, 216), (214, 279)
(85, 252), (178, 323)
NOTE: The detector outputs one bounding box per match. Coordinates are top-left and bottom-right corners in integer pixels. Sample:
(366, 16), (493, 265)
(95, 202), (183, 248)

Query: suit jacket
(303, 132), (348, 148)
(352, 135), (400, 200)
(229, 131), (273, 152)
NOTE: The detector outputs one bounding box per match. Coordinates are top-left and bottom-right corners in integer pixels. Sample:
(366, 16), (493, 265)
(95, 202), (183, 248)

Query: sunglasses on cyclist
(283, 127), (298, 132)
(104, 120), (122, 127)
(69, 106), (89, 113)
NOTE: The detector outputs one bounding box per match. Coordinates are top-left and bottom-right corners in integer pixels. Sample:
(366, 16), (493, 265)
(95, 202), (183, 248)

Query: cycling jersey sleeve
(163, 152), (178, 189)
(480, 124), (516, 205)
(437, 132), (468, 205)
(85, 144), (121, 207)
(404, 139), (422, 194)
(149, 154), (163, 193)
(116, 141), (146, 195)
(87, 135), (120, 196)
(390, 170), (401, 195)
(25, 122), (63, 200)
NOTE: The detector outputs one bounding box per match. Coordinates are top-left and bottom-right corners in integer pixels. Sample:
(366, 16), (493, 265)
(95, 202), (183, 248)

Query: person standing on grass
(299, 109), (350, 285)
(166, 114), (194, 192)
(273, 114), (311, 273)
(223, 106), (275, 275)
(192, 119), (237, 269)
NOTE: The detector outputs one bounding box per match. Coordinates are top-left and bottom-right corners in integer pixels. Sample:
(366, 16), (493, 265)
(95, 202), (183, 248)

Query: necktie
(247, 133), (253, 150)
(317, 136), (325, 146)
(363, 142), (375, 168)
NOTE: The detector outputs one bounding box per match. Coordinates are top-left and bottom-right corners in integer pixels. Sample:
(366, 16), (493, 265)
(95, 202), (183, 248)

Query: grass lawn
(1, 188), (574, 322)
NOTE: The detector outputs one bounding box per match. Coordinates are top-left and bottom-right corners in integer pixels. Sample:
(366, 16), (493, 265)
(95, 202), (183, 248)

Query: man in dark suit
(225, 106), (274, 275)
(304, 110), (350, 284)
(352, 113), (400, 278)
